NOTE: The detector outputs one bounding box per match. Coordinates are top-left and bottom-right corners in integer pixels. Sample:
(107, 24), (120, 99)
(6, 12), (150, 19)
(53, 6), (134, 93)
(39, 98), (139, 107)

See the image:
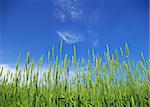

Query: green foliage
(0, 42), (149, 107)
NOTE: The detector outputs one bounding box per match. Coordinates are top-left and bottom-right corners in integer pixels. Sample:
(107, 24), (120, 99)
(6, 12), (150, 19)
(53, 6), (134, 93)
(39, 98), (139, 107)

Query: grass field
(0, 42), (149, 107)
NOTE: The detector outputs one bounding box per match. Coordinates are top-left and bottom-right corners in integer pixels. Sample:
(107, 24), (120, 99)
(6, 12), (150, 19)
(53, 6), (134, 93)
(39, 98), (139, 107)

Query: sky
(0, 0), (149, 67)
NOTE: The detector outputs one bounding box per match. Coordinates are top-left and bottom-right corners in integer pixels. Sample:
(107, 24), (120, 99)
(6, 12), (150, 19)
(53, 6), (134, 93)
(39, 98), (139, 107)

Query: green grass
(0, 42), (149, 107)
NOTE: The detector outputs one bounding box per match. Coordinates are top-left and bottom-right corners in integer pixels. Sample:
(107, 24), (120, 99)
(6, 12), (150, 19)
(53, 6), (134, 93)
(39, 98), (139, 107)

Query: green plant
(0, 42), (149, 107)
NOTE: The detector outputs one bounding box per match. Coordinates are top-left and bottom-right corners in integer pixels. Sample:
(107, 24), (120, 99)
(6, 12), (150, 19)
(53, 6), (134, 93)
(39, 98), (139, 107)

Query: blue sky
(0, 0), (149, 66)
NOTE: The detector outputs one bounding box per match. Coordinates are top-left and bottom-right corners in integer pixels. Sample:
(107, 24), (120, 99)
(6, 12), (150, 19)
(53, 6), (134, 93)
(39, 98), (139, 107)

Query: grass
(0, 42), (149, 107)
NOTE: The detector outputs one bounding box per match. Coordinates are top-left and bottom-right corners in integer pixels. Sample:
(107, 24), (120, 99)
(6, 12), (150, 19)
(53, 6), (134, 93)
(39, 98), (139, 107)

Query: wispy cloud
(55, 9), (66, 22)
(57, 31), (83, 44)
(54, 0), (83, 22)
(54, 0), (101, 47)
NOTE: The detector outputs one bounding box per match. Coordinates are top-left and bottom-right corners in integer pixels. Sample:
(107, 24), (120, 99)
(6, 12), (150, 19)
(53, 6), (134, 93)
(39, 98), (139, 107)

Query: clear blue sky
(0, 0), (149, 66)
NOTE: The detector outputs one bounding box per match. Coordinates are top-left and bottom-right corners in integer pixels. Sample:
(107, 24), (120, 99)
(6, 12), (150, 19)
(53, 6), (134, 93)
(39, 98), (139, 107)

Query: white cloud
(57, 31), (83, 44)
(54, 0), (83, 22)
(54, 9), (66, 22)
(0, 64), (16, 82)
(0, 64), (88, 85)
(0, 64), (15, 75)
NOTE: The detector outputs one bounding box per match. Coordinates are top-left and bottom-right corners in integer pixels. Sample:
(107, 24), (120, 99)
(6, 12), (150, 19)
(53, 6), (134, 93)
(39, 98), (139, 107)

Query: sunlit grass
(0, 42), (149, 107)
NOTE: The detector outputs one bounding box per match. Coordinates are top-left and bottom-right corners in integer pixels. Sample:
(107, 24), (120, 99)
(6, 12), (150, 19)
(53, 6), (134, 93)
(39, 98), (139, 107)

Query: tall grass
(0, 42), (149, 107)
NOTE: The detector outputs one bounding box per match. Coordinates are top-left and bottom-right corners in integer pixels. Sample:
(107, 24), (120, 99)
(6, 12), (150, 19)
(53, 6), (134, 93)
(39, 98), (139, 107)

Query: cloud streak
(54, 0), (83, 22)
(54, 0), (101, 47)
(57, 31), (83, 44)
